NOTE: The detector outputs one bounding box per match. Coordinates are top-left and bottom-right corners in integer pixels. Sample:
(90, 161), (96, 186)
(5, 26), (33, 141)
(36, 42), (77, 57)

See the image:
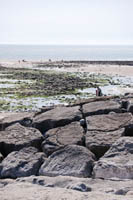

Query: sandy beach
(0, 60), (133, 76)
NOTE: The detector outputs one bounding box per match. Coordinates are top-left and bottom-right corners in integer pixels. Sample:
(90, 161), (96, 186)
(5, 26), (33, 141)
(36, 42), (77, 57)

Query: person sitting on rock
(96, 86), (102, 97)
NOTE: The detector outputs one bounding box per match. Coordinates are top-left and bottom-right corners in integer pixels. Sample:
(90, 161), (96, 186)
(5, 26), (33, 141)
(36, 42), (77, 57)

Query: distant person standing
(96, 86), (102, 96)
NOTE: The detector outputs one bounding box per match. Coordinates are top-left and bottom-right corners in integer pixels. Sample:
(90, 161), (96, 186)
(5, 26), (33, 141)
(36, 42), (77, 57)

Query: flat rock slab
(16, 175), (133, 195)
(93, 137), (133, 179)
(39, 145), (96, 178)
(0, 123), (44, 156)
(33, 106), (82, 133)
(83, 100), (121, 116)
(0, 147), (45, 178)
(0, 112), (34, 130)
(86, 112), (133, 132)
(0, 176), (133, 200)
(42, 122), (84, 156)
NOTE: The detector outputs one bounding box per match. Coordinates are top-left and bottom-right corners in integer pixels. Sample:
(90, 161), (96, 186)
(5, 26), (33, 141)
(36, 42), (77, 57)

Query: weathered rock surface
(39, 145), (96, 178)
(93, 137), (133, 179)
(42, 122), (84, 156)
(83, 100), (121, 116)
(0, 147), (45, 178)
(86, 128), (125, 158)
(87, 112), (133, 131)
(86, 113), (133, 158)
(0, 112), (33, 130)
(0, 123), (44, 156)
(33, 106), (82, 133)
(0, 176), (133, 200)
(16, 175), (133, 194)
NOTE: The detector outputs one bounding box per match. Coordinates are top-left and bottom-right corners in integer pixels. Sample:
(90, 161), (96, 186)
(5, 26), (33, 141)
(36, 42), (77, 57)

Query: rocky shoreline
(1, 61), (133, 111)
(0, 95), (133, 199)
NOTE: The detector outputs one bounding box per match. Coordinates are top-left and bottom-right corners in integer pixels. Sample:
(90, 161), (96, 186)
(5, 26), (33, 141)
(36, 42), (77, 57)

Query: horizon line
(0, 43), (133, 46)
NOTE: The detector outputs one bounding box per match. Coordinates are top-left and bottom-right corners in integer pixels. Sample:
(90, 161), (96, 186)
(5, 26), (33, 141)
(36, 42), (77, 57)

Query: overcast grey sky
(0, 0), (133, 45)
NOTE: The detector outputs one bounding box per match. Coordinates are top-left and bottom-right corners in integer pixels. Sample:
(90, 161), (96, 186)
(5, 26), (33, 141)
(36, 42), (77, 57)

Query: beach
(0, 60), (133, 112)
(1, 60), (133, 76)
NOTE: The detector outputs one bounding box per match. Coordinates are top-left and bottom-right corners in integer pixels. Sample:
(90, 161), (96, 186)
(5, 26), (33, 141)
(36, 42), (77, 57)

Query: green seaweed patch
(0, 100), (11, 111)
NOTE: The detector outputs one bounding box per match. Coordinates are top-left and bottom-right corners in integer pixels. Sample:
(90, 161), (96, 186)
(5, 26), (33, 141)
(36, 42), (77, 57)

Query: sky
(0, 0), (133, 45)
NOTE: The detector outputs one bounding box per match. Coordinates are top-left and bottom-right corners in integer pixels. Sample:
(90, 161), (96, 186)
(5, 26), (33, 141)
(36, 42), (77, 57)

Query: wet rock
(85, 113), (133, 158)
(39, 145), (96, 178)
(42, 122), (85, 156)
(0, 147), (45, 178)
(33, 106), (82, 134)
(0, 112), (34, 130)
(0, 123), (44, 156)
(83, 100), (121, 117)
(93, 137), (133, 179)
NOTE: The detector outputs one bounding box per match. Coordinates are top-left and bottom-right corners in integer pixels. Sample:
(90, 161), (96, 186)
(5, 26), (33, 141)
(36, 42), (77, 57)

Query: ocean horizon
(0, 44), (133, 61)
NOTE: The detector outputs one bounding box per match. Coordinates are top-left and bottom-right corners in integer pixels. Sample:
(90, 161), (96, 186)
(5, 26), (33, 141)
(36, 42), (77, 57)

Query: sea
(0, 44), (133, 61)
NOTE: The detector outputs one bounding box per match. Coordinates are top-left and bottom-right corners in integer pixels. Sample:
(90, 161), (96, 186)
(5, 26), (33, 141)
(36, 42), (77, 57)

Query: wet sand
(0, 60), (133, 76)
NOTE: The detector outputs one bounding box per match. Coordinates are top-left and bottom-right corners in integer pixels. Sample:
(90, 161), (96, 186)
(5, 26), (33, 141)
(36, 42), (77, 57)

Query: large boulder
(0, 112), (33, 130)
(86, 112), (132, 131)
(85, 113), (133, 158)
(42, 122), (85, 156)
(0, 123), (44, 156)
(39, 145), (96, 178)
(0, 147), (45, 178)
(83, 100), (121, 117)
(86, 128), (125, 159)
(93, 137), (133, 179)
(32, 106), (82, 134)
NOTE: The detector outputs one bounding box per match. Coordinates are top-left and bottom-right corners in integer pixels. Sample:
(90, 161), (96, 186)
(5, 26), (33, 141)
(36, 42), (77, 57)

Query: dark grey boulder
(93, 137), (133, 179)
(85, 112), (133, 158)
(42, 122), (85, 156)
(39, 145), (96, 178)
(82, 100), (121, 117)
(0, 147), (45, 178)
(0, 123), (44, 156)
(86, 128), (125, 159)
(32, 106), (82, 134)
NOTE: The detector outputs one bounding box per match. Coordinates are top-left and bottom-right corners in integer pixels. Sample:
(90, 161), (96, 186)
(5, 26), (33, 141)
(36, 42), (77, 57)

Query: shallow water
(0, 79), (33, 83)
(0, 70), (133, 111)
(79, 85), (133, 96)
(0, 84), (15, 88)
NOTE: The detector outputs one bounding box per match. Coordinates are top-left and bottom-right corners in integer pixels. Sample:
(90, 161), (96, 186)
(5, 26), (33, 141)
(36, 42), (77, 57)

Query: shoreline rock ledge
(0, 96), (133, 199)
